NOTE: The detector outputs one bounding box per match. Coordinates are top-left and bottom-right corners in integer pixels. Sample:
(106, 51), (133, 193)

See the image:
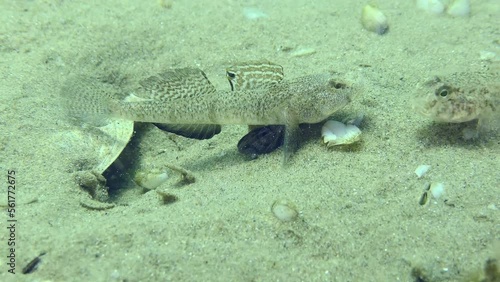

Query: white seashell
(243, 7), (268, 20)
(271, 200), (298, 222)
(415, 164), (431, 178)
(322, 120), (361, 147)
(479, 50), (497, 61)
(446, 0), (470, 17)
(134, 170), (169, 190)
(290, 47), (317, 58)
(430, 182), (445, 199)
(487, 204), (497, 210)
(361, 4), (389, 35)
(416, 0), (446, 14)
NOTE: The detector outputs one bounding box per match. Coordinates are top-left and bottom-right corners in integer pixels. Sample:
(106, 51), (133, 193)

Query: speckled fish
(413, 70), (500, 133)
(62, 61), (355, 163)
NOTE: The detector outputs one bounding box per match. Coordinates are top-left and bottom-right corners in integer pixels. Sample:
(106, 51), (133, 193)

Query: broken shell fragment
(361, 4), (389, 35)
(430, 182), (445, 199)
(134, 170), (169, 190)
(416, 0), (445, 14)
(447, 0), (470, 17)
(322, 120), (361, 147)
(415, 164), (431, 178)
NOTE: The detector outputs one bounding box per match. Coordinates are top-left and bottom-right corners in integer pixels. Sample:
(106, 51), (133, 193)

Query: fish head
(289, 74), (353, 123)
(413, 75), (480, 123)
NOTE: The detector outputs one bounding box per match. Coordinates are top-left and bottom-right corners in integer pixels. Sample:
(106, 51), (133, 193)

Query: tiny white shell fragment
(361, 4), (389, 35)
(415, 164), (431, 178)
(290, 47), (317, 57)
(322, 120), (361, 147)
(479, 50), (497, 61)
(430, 182), (445, 199)
(134, 170), (169, 190)
(271, 200), (298, 222)
(487, 204), (497, 210)
(416, 0), (446, 14)
(243, 7), (268, 20)
(447, 0), (470, 17)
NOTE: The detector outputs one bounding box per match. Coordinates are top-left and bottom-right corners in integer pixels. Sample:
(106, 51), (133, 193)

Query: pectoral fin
(154, 123), (221, 140)
(237, 125), (285, 159)
(283, 114), (301, 165)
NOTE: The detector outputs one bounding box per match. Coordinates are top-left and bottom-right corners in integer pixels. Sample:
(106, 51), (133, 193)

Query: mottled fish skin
(413, 71), (499, 130)
(112, 71), (352, 126)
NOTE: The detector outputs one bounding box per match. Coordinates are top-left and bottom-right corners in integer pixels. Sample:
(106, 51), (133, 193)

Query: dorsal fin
(139, 68), (217, 100)
(138, 68), (221, 139)
(226, 61), (284, 91)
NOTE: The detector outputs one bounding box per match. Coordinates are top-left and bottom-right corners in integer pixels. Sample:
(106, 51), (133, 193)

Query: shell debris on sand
(446, 0), (470, 17)
(361, 4), (389, 35)
(134, 169), (169, 190)
(418, 182), (446, 205)
(415, 164), (431, 178)
(322, 120), (362, 147)
(416, 0), (470, 17)
(243, 7), (268, 20)
(416, 0), (446, 14)
(429, 182), (445, 199)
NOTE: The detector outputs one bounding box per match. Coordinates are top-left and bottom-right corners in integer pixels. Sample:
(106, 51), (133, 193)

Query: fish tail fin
(60, 75), (118, 126)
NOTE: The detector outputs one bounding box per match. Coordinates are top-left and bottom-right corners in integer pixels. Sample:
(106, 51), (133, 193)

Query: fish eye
(436, 86), (450, 97)
(226, 71), (236, 79)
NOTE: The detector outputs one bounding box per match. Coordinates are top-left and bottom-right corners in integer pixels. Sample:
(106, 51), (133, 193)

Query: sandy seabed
(0, 0), (499, 281)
